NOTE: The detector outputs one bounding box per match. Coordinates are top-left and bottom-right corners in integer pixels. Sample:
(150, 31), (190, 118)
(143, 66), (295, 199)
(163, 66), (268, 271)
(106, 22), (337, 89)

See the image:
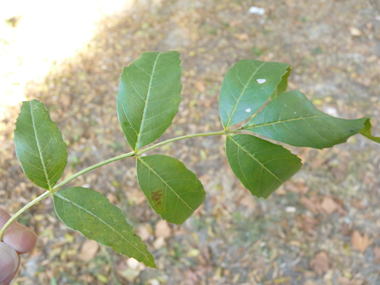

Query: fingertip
(0, 242), (20, 284)
(3, 227), (37, 254)
(0, 209), (37, 254)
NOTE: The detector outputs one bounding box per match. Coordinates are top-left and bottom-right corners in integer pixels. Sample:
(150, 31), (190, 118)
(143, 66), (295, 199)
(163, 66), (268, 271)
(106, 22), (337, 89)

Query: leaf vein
(54, 194), (150, 258)
(225, 62), (266, 128)
(133, 63), (151, 77)
(135, 52), (162, 150)
(229, 135), (283, 183)
(16, 141), (40, 158)
(138, 158), (195, 212)
(29, 103), (51, 189)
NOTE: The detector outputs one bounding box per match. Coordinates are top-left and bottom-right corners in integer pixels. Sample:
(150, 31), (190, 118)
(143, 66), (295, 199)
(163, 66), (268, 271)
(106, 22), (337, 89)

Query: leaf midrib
(225, 62), (266, 129)
(137, 157), (195, 212)
(245, 114), (328, 129)
(135, 52), (162, 150)
(30, 103), (51, 190)
(55, 193), (152, 261)
(227, 135), (283, 183)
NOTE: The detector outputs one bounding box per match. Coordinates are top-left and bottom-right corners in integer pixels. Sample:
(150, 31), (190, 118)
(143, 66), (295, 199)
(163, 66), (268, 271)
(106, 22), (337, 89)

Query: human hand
(0, 209), (37, 285)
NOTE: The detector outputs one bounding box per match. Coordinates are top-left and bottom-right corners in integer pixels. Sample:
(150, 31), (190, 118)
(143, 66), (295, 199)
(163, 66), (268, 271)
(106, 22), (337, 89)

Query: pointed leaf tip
(53, 187), (156, 267)
(360, 119), (380, 144)
(244, 90), (368, 149)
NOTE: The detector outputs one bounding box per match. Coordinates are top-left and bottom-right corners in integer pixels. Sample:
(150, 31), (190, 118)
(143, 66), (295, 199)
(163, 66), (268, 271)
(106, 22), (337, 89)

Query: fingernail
(0, 242), (19, 283)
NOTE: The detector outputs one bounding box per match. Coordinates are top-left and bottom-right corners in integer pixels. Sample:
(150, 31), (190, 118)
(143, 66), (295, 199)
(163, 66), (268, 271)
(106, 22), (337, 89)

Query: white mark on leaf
(256, 79), (266, 84)
(245, 108), (251, 113)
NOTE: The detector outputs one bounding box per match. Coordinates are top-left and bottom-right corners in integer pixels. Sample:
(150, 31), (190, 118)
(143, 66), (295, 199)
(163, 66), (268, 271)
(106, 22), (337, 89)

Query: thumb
(0, 242), (20, 285)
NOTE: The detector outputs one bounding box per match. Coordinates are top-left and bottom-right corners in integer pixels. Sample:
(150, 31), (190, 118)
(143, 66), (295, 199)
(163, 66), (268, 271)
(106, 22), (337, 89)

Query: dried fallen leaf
(304, 281), (318, 285)
(351, 198), (366, 209)
(374, 247), (380, 263)
(286, 180), (309, 194)
(154, 220), (172, 239)
(275, 186), (286, 195)
(337, 277), (364, 285)
(106, 192), (117, 204)
(285, 0), (295, 6)
(366, 55), (378, 63)
(311, 157), (327, 168)
(296, 214), (319, 233)
(195, 81), (206, 92)
(128, 189), (146, 205)
(235, 33), (249, 41)
(321, 196), (346, 215)
(301, 196), (319, 215)
(198, 174), (210, 185)
(239, 193), (256, 210)
(309, 251), (329, 275)
(351, 230), (373, 253)
(78, 240), (99, 262)
(321, 196), (338, 214)
(199, 97), (213, 108)
(340, 222), (352, 237)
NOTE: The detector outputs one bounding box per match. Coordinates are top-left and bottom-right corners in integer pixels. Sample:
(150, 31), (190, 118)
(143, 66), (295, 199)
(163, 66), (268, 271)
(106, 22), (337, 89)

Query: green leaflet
(14, 100), (67, 190)
(244, 90), (368, 149)
(219, 59), (290, 129)
(226, 134), (302, 198)
(117, 51), (182, 151)
(360, 119), (380, 143)
(136, 155), (205, 225)
(53, 187), (156, 268)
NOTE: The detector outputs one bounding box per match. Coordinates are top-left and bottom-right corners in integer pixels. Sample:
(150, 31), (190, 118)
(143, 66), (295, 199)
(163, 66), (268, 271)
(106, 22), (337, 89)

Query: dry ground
(1, 0), (380, 284)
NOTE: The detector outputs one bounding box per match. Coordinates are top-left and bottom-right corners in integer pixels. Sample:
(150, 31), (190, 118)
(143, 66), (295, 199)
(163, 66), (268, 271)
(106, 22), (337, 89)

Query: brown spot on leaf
(151, 189), (165, 212)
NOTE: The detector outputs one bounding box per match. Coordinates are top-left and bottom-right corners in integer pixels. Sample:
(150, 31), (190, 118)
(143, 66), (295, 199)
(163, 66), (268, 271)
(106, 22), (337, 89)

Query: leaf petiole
(52, 151), (136, 192)
(135, 130), (227, 156)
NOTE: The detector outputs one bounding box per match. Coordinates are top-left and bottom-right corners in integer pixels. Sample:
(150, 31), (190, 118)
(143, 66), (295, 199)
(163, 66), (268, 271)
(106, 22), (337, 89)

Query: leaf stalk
(135, 130), (227, 156)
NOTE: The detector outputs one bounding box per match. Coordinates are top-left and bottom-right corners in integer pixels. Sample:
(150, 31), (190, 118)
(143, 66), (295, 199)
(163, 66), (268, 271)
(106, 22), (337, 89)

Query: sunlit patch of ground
(0, 0), (134, 120)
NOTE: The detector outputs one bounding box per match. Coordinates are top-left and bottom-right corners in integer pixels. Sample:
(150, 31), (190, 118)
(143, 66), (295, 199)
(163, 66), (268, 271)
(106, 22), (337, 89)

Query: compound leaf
(136, 155), (205, 225)
(53, 187), (156, 268)
(226, 134), (302, 198)
(219, 59), (290, 129)
(244, 90), (368, 149)
(117, 51), (182, 151)
(14, 99), (67, 190)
